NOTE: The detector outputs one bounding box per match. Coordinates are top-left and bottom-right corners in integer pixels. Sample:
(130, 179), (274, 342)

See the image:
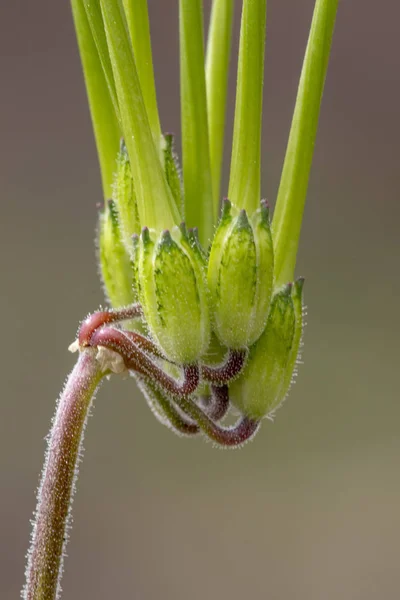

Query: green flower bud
(282, 277), (304, 394)
(229, 281), (304, 419)
(163, 133), (183, 215)
(136, 225), (211, 364)
(207, 200), (274, 348)
(113, 141), (140, 253)
(98, 200), (136, 308)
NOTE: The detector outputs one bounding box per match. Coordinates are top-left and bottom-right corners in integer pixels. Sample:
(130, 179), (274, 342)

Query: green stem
(122, 0), (162, 146)
(206, 0), (234, 213)
(71, 0), (121, 199)
(23, 350), (104, 600)
(272, 0), (338, 286)
(179, 0), (214, 247)
(228, 0), (267, 214)
(81, 0), (121, 121)
(100, 0), (180, 231)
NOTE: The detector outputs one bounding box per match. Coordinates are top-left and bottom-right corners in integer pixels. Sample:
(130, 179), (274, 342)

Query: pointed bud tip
(293, 277), (305, 296)
(179, 222), (188, 238)
(281, 282), (293, 297)
(260, 199), (270, 221)
(160, 229), (173, 247)
(164, 132), (174, 151)
(141, 226), (151, 244)
(235, 209), (250, 230)
(119, 137), (128, 155)
(221, 198), (232, 218)
(107, 200), (118, 225)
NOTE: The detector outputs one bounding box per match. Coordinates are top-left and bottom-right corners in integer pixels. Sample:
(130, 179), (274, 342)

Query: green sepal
(136, 227), (211, 364)
(207, 200), (274, 348)
(207, 199), (234, 310)
(229, 284), (296, 419)
(163, 134), (184, 215)
(113, 140), (140, 253)
(98, 200), (136, 308)
(282, 277), (305, 394)
(249, 199), (274, 341)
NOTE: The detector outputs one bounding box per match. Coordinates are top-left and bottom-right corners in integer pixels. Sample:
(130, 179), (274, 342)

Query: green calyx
(207, 200), (274, 348)
(98, 200), (136, 308)
(136, 226), (211, 364)
(230, 280), (304, 420)
(112, 141), (139, 253)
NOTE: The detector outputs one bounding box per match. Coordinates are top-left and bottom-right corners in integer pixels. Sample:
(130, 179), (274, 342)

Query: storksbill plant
(23, 1), (338, 599)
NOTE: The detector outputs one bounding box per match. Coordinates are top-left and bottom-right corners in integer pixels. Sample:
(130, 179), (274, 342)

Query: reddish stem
(90, 327), (200, 398)
(78, 304), (142, 347)
(23, 349), (104, 600)
(201, 349), (247, 384)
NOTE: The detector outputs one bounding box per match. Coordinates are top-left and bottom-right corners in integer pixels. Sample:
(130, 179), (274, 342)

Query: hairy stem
(23, 349), (104, 600)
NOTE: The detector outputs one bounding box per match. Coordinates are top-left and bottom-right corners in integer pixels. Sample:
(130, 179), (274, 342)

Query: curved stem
(207, 385), (230, 421)
(90, 327), (199, 398)
(23, 349), (104, 600)
(138, 376), (200, 437)
(78, 303), (142, 347)
(175, 393), (260, 447)
(201, 349), (247, 384)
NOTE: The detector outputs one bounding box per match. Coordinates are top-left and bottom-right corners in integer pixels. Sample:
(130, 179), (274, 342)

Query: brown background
(1, 1), (399, 598)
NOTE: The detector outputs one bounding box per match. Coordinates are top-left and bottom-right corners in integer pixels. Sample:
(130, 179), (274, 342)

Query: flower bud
(229, 281), (304, 419)
(98, 200), (136, 308)
(136, 225), (211, 364)
(113, 141), (140, 253)
(163, 133), (183, 214)
(207, 200), (274, 348)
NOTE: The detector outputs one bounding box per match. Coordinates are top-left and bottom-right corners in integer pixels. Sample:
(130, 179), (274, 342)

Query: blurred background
(1, 1), (399, 598)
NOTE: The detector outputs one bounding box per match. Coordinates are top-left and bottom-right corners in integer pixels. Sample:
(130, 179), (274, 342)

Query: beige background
(1, 1), (399, 598)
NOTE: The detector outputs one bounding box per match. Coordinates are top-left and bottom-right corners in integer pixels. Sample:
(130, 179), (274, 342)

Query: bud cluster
(92, 145), (304, 447)
(71, 0), (337, 448)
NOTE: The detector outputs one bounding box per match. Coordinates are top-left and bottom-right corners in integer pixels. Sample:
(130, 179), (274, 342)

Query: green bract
(72, 0), (338, 430)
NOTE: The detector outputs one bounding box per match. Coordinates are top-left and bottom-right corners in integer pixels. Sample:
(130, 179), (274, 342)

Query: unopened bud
(163, 134), (183, 214)
(98, 200), (136, 308)
(230, 282), (303, 419)
(136, 225), (210, 363)
(113, 140), (140, 253)
(207, 200), (274, 348)
(282, 277), (305, 394)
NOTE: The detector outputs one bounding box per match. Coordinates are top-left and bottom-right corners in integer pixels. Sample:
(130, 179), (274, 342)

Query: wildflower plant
(23, 1), (338, 598)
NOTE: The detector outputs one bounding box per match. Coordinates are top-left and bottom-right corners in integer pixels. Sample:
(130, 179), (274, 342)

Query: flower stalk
(23, 350), (104, 600)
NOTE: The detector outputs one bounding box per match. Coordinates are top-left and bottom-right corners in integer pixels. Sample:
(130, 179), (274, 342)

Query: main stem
(23, 349), (104, 600)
